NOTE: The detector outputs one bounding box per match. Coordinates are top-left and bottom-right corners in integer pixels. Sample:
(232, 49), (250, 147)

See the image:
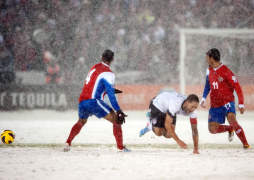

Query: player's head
(206, 48), (220, 63)
(183, 94), (199, 113)
(102, 49), (114, 63)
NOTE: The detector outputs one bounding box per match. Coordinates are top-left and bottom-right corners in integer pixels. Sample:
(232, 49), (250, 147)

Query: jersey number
(212, 82), (218, 89)
(85, 69), (96, 84)
(225, 102), (231, 109)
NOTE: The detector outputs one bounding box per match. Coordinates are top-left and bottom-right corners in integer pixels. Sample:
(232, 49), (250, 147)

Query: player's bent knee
(163, 134), (172, 138)
(111, 111), (118, 123)
(154, 131), (164, 137)
(153, 131), (162, 136)
(227, 114), (237, 123)
(78, 118), (87, 125)
(209, 128), (217, 134)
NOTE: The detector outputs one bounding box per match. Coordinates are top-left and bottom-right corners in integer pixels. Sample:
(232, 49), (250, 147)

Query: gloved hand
(114, 89), (123, 94)
(116, 110), (127, 124)
(200, 97), (206, 108)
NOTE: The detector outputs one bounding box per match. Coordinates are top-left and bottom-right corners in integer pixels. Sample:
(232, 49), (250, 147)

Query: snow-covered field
(1, 110), (254, 180)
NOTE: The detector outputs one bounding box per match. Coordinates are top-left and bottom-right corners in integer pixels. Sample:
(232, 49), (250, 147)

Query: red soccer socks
(230, 121), (248, 146)
(66, 121), (124, 149)
(113, 123), (124, 150)
(209, 125), (233, 134)
(216, 125), (234, 134)
(66, 121), (84, 146)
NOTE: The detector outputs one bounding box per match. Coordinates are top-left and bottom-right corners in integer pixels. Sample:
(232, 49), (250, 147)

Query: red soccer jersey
(78, 62), (120, 111)
(205, 64), (244, 108)
(79, 62), (112, 101)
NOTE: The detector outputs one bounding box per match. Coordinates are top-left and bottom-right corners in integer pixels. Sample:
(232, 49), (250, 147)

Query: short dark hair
(102, 49), (114, 62)
(187, 94), (199, 103)
(206, 48), (220, 62)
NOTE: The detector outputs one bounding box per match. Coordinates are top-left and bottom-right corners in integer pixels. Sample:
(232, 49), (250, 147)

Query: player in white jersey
(139, 92), (200, 154)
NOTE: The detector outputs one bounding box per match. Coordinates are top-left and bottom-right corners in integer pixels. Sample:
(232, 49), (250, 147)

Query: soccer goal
(179, 29), (254, 95)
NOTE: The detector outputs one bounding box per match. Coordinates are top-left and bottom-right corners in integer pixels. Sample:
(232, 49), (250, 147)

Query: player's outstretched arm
(191, 123), (200, 154)
(165, 114), (188, 149)
(201, 69), (211, 108)
(227, 70), (245, 114)
(200, 98), (206, 108)
(238, 106), (245, 114)
(103, 77), (121, 111)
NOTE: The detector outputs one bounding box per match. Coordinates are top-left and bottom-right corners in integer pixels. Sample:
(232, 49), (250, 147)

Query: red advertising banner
(1, 84), (253, 111)
(116, 85), (254, 111)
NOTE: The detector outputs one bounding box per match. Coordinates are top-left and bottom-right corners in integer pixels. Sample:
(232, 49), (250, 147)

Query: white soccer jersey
(152, 92), (197, 118)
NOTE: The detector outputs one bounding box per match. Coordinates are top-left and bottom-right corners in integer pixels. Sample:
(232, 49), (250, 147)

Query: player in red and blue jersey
(200, 48), (250, 149)
(63, 49), (130, 152)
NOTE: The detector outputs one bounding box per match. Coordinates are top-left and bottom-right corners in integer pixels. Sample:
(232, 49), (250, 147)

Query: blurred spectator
(0, 37), (15, 84)
(12, 26), (36, 70)
(44, 51), (61, 84)
(111, 30), (128, 72)
(137, 36), (151, 71)
(73, 56), (89, 84)
(127, 28), (140, 70)
(1, 0), (254, 85)
(152, 18), (165, 44)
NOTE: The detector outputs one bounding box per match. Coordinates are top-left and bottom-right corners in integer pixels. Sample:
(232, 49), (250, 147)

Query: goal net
(179, 29), (254, 95)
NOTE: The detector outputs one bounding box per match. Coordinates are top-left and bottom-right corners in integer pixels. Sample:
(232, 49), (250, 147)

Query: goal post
(179, 28), (254, 95)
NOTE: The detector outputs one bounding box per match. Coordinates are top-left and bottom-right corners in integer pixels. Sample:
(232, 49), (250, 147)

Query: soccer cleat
(139, 124), (150, 137)
(228, 130), (234, 142)
(63, 143), (70, 152)
(243, 145), (251, 149)
(118, 147), (131, 153)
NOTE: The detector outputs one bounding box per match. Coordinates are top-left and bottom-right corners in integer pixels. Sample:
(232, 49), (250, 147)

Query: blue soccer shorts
(208, 102), (236, 124)
(78, 99), (113, 119)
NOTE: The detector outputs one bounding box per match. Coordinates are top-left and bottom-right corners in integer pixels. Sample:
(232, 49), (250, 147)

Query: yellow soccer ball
(1, 130), (15, 144)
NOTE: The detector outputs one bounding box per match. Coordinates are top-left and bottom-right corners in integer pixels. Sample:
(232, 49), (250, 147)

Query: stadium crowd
(1, 0), (254, 84)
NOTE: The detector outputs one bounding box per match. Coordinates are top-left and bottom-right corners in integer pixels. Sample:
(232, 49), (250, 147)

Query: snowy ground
(1, 110), (254, 180)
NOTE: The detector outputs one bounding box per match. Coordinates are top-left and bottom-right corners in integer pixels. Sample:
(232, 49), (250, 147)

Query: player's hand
(116, 110), (127, 124)
(239, 107), (245, 114)
(193, 149), (200, 154)
(200, 100), (206, 108)
(114, 89), (123, 94)
(177, 140), (188, 149)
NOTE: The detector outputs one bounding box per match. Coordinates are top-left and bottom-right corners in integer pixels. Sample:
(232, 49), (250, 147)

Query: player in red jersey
(63, 49), (130, 152)
(200, 48), (250, 149)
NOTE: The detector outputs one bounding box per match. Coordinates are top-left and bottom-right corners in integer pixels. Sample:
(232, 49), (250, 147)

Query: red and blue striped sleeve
(202, 69), (210, 99)
(103, 73), (121, 111)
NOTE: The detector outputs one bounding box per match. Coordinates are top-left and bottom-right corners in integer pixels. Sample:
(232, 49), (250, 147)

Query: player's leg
(144, 102), (166, 137)
(103, 110), (118, 123)
(208, 107), (234, 135)
(97, 101), (129, 152)
(65, 118), (87, 148)
(140, 101), (154, 137)
(153, 127), (166, 136)
(208, 122), (224, 134)
(151, 115), (170, 137)
(225, 102), (249, 147)
(227, 112), (250, 148)
(64, 100), (90, 151)
(139, 112), (152, 137)
(104, 111), (130, 152)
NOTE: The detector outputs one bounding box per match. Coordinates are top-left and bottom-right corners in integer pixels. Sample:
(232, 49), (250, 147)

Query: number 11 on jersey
(212, 82), (218, 89)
